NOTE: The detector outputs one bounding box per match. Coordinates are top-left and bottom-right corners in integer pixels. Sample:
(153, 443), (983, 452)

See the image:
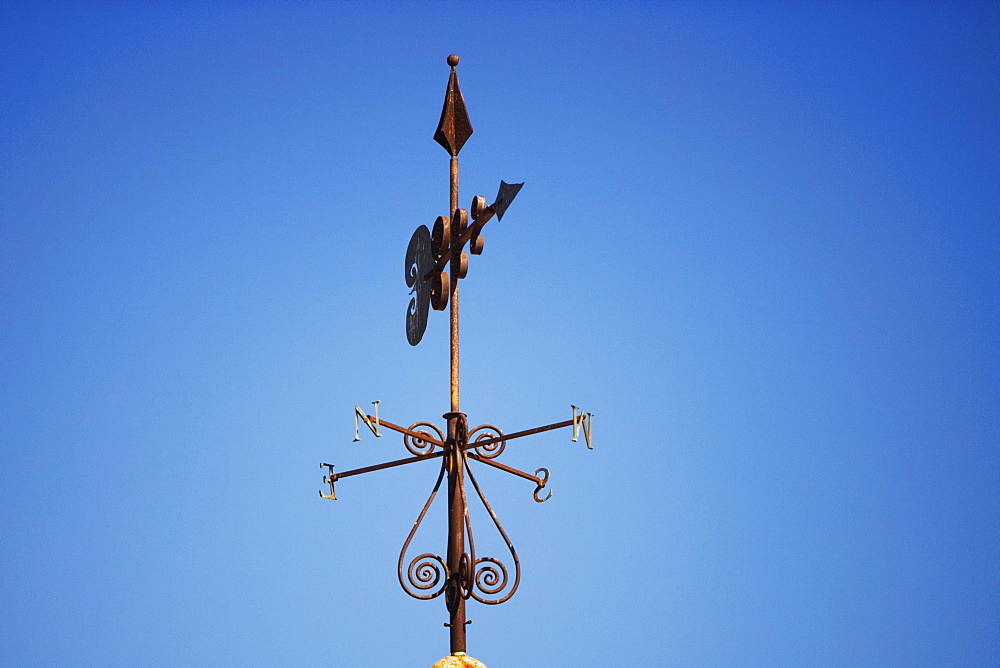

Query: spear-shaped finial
(434, 54), (474, 156)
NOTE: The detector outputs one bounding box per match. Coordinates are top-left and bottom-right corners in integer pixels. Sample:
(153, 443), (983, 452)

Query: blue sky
(1, 2), (997, 665)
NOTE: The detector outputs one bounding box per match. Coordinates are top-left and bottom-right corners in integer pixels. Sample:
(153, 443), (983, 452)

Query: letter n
(353, 401), (381, 441)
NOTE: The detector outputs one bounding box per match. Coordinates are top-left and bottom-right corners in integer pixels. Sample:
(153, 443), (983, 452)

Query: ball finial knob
(447, 54), (460, 67)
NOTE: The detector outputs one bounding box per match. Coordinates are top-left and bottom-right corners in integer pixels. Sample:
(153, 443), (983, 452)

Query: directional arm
(320, 411), (448, 499)
(461, 418), (574, 452)
(333, 408), (590, 491)
(468, 454), (552, 502)
(468, 453), (545, 485)
(360, 415), (445, 448)
(328, 450), (445, 485)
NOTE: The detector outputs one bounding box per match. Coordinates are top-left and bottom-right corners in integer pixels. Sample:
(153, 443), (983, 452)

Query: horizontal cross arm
(462, 419), (575, 452)
(468, 453), (544, 486)
(362, 415), (446, 448)
(329, 450), (445, 482)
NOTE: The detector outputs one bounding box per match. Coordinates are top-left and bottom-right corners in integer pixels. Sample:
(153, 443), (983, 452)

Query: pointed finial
(434, 54), (473, 156)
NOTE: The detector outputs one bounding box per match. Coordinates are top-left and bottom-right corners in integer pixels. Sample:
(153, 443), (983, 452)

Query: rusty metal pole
(449, 151), (460, 415)
(445, 61), (468, 652)
(445, 411), (467, 653)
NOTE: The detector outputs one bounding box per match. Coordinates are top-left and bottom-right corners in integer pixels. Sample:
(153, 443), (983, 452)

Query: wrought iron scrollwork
(398, 460), (448, 600)
(472, 557), (510, 600)
(469, 424), (505, 459)
(336, 403), (586, 616)
(458, 551), (474, 599)
(396, 442), (523, 607)
(405, 421), (444, 456)
(406, 552), (448, 598)
(463, 460), (520, 605)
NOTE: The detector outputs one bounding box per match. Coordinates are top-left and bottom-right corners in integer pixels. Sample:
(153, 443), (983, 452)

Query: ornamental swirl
(468, 424), (505, 459)
(406, 553), (447, 598)
(463, 459), (520, 605)
(458, 551), (474, 598)
(398, 460), (448, 600)
(404, 421), (444, 456)
(472, 556), (509, 597)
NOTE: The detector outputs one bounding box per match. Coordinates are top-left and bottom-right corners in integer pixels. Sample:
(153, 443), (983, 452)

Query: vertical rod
(449, 154), (460, 413)
(446, 152), (467, 654)
(446, 413), (467, 654)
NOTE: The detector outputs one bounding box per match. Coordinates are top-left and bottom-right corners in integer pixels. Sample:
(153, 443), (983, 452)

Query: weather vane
(320, 54), (593, 664)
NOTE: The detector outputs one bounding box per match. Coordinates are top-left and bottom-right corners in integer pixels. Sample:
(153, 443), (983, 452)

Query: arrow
(422, 181), (524, 281)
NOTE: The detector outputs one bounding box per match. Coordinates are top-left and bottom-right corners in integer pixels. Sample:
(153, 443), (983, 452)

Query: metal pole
(447, 141), (467, 653)
(445, 412), (467, 653)
(450, 153), (460, 414)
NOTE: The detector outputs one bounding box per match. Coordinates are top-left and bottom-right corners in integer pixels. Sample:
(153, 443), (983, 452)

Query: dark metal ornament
(433, 57), (473, 156)
(494, 180), (523, 221)
(405, 225), (433, 346)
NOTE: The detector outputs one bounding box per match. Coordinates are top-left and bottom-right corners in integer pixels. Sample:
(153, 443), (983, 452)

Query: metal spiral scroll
(405, 421), (444, 456)
(463, 458), (520, 605)
(469, 424), (505, 459)
(397, 438), (521, 606)
(398, 460), (448, 600)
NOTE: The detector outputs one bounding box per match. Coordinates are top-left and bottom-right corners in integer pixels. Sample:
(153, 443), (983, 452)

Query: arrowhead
(433, 67), (473, 156)
(494, 181), (524, 220)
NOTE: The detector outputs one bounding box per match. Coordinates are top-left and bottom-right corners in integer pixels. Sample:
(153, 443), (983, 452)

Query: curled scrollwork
(533, 468), (552, 503)
(398, 460), (448, 600)
(458, 481), (477, 602)
(458, 551), (474, 599)
(405, 553), (447, 599)
(468, 424), (505, 459)
(463, 460), (520, 605)
(404, 421), (444, 456)
(472, 557), (509, 597)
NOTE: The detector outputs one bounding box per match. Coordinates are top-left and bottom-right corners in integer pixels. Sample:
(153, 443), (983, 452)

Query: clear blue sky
(1, 2), (997, 665)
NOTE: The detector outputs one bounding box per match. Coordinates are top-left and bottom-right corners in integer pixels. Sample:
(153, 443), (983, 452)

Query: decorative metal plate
(405, 225), (433, 345)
